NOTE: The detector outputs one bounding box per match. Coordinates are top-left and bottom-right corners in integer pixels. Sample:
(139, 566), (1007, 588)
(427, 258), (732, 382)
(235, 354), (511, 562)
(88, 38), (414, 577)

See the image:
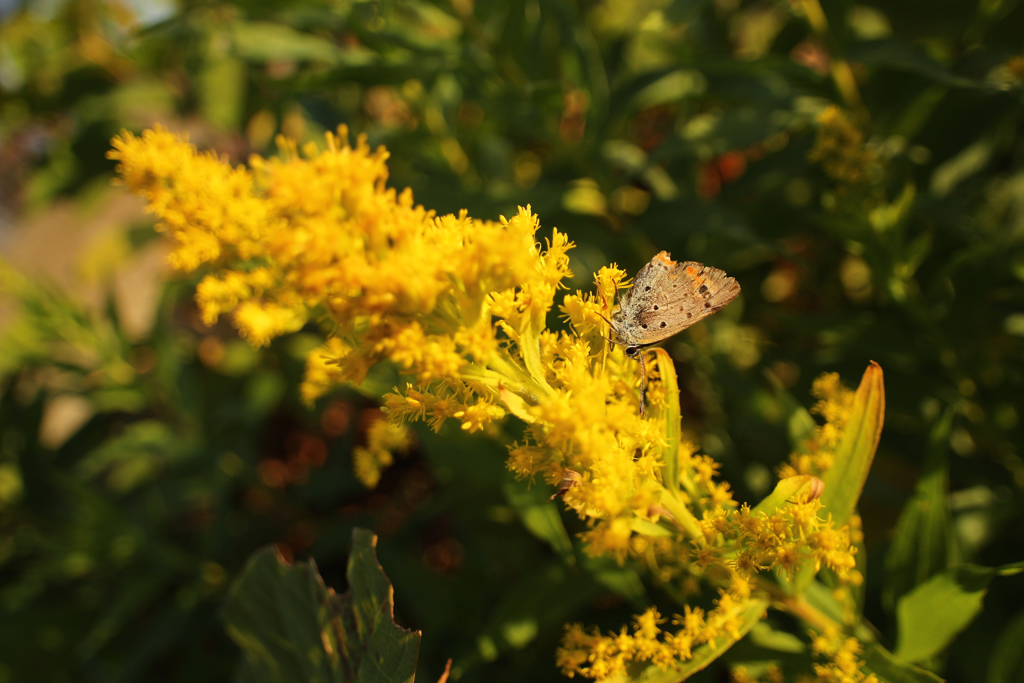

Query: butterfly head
(625, 345), (641, 359)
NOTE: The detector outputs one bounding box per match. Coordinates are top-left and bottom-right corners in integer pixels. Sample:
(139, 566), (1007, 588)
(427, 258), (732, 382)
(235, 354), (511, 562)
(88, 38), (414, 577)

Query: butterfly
(601, 251), (741, 415)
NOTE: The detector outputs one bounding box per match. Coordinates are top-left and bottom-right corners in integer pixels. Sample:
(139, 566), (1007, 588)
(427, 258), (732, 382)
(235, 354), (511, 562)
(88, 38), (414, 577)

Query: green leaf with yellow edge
(895, 561), (1024, 664)
(604, 598), (770, 683)
(650, 349), (682, 493)
(786, 363), (884, 593)
(752, 475), (821, 516)
(820, 361), (885, 527)
(223, 528), (420, 683)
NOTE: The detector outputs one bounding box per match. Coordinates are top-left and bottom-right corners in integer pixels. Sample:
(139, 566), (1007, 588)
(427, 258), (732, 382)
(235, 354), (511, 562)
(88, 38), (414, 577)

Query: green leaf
(883, 409), (961, 611)
(819, 362), (885, 528)
(231, 22), (350, 64)
(863, 643), (944, 683)
(502, 477), (575, 563)
(846, 39), (985, 89)
(198, 54), (246, 130)
(895, 562), (1024, 664)
(578, 551), (648, 609)
(223, 528), (420, 683)
(988, 609), (1024, 683)
(471, 560), (607, 660)
(630, 518), (674, 537)
(753, 475), (821, 517)
(652, 349), (681, 493)
(745, 622), (806, 653)
(787, 364), (883, 593)
(763, 368), (816, 446)
(604, 598), (770, 683)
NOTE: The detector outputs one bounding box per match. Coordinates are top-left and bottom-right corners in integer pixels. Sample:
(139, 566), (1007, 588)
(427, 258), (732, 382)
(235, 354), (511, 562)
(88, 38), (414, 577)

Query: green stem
(486, 347), (548, 404)
(659, 489), (704, 540)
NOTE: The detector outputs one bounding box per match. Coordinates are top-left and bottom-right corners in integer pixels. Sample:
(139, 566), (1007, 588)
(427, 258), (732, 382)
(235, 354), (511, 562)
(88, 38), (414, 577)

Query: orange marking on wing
(654, 251), (676, 266)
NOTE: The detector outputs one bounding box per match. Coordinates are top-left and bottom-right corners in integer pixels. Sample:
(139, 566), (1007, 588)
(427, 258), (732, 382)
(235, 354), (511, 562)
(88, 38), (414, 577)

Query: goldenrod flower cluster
(556, 469), (860, 679)
(778, 373), (854, 479)
(353, 419), (414, 489)
(808, 106), (879, 186)
(809, 627), (879, 683)
(110, 126), (867, 680)
(558, 592), (759, 680)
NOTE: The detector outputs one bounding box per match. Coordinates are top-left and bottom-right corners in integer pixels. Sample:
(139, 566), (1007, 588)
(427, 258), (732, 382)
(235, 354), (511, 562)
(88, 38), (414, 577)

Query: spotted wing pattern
(611, 251), (740, 347)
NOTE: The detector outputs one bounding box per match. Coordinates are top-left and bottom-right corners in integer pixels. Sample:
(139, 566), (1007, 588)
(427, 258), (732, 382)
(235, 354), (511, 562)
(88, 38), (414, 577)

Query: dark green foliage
(223, 530), (419, 683)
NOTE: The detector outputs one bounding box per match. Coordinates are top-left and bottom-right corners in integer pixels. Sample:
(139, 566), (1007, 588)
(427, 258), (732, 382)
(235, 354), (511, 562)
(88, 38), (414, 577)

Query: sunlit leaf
(820, 362), (885, 528)
(745, 621), (806, 653)
(895, 562), (1024, 664)
(753, 475), (820, 516)
(784, 363), (883, 593)
(651, 349), (681, 493)
(223, 528), (420, 683)
(630, 518), (674, 537)
(231, 22), (346, 64)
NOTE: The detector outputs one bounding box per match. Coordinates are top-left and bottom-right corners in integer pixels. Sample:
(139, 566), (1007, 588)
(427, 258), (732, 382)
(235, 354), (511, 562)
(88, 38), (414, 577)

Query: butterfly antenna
(593, 310), (624, 347)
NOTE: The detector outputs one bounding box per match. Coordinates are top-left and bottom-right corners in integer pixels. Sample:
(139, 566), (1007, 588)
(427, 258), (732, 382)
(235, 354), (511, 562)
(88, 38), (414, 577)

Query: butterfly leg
(639, 350), (647, 417)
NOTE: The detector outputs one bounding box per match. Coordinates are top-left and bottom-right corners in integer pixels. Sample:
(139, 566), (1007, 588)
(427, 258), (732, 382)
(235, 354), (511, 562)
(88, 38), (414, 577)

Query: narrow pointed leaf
(791, 363), (884, 593)
(820, 361), (885, 527)
(651, 348), (681, 493)
(883, 409), (960, 611)
(223, 528), (420, 683)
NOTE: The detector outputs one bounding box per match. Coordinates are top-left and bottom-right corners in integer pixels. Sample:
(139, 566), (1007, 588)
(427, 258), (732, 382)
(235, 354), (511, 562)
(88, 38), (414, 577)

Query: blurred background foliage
(1, 0), (1023, 681)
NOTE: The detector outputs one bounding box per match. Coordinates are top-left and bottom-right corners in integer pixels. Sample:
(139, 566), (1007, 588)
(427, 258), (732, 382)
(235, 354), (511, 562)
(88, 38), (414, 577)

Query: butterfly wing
(629, 254), (740, 343)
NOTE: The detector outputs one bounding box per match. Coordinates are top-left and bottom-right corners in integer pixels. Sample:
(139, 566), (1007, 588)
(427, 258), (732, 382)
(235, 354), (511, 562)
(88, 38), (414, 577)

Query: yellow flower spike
(300, 338), (354, 405)
(113, 127), (883, 682)
(233, 300), (307, 348)
(581, 517), (634, 563)
(454, 401), (506, 433)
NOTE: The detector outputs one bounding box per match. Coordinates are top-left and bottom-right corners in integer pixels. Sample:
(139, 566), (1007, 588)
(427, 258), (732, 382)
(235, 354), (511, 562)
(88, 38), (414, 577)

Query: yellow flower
(112, 126), (874, 680)
(778, 372), (854, 479)
(808, 106), (879, 186)
(352, 418), (414, 489)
